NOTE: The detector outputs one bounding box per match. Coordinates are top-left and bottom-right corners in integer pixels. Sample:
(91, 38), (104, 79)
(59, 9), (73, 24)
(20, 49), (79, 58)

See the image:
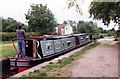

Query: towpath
(63, 37), (118, 77)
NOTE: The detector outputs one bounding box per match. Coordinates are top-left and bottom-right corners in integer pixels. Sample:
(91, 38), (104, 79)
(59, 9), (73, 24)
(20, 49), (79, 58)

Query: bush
(2, 32), (41, 41)
(116, 30), (120, 37)
(73, 31), (80, 34)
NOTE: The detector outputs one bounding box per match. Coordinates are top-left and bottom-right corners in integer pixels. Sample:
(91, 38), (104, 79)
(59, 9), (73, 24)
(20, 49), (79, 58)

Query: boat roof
(46, 35), (74, 40)
(30, 36), (46, 39)
(74, 33), (88, 36)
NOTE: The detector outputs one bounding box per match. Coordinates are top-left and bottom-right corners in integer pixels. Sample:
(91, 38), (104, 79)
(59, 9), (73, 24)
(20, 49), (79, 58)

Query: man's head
(18, 24), (23, 29)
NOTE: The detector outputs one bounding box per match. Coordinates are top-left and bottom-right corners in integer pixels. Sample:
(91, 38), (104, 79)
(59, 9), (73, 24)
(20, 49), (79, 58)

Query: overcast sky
(0, 0), (118, 30)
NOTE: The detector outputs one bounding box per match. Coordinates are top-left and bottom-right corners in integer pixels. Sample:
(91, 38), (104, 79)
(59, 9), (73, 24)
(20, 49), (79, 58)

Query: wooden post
(33, 40), (36, 58)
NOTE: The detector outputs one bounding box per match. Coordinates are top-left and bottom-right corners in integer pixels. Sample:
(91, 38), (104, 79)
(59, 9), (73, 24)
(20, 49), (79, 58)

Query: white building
(57, 24), (73, 35)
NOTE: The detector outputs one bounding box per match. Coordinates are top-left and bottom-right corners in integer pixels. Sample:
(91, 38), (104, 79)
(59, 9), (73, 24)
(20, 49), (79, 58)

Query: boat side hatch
(25, 40), (36, 58)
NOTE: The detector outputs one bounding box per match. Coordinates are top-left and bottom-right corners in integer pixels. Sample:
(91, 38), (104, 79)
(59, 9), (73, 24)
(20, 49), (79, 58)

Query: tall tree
(25, 4), (57, 34)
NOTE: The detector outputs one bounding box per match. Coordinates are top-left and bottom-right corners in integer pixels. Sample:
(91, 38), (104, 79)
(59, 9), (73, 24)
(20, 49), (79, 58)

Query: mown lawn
(22, 42), (101, 77)
(1, 41), (18, 58)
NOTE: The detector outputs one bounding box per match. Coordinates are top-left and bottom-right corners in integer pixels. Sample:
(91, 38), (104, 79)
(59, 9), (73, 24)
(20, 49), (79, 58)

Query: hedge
(2, 32), (41, 41)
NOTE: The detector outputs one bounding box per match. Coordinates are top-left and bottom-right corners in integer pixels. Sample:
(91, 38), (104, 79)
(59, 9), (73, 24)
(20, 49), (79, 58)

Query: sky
(0, 0), (118, 30)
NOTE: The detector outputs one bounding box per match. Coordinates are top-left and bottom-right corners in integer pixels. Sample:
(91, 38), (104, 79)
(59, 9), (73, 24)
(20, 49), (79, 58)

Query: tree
(85, 22), (100, 36)
(77, 20), (84, 26)
(89, 21), (94, 25)
(67, 1), (120, 27)
(25, 4), (57, 34)
(98, 27), (104, 33)
(67, 0), (82, 14)
(2, 17), (28, 32)
(77, 23), (86, 33)
(89, 2), (120, 26)
(74, 20), (100, 37)
(107, 28), (116, 36)
(63, 21), (67, 24)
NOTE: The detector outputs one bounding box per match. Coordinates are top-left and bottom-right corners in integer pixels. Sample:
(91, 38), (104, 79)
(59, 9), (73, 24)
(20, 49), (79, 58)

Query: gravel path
(68, 38), (118, 77)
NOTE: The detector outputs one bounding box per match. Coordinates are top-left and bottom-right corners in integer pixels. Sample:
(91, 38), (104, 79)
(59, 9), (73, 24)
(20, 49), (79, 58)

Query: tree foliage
(104, 28), (116, 36)
(25, 4), (57, 34)
(77, 23), (86, 33)
(98, 27), (104, 33)
(73, 20), (101, 36)
(2, 17), (28, 32)
(85, 22), (100, 36)
(63, 20), (77, 31)
(67, 0), (120, 28)
(63, 21), (67, 24)
(67, 0), (82, 14)
(89, 2), (120, 26)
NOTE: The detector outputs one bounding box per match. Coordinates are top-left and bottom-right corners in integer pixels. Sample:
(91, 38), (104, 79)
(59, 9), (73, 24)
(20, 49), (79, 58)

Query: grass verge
(22, 42), (101, 78)
(1, 41), (17, 58)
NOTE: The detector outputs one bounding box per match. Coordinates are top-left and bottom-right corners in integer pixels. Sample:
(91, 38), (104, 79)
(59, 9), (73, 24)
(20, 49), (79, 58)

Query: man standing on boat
(16, 24), (26, 58)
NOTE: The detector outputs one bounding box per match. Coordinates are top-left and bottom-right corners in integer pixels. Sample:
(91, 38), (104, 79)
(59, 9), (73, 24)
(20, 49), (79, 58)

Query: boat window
(46, 46), (51, 50)
(81, 37), (84, 42)
(67, 40), (71, 46)
(81, 37), (83, 40)
(86, 36), (89, 39)
(62, 43), (64, 46)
